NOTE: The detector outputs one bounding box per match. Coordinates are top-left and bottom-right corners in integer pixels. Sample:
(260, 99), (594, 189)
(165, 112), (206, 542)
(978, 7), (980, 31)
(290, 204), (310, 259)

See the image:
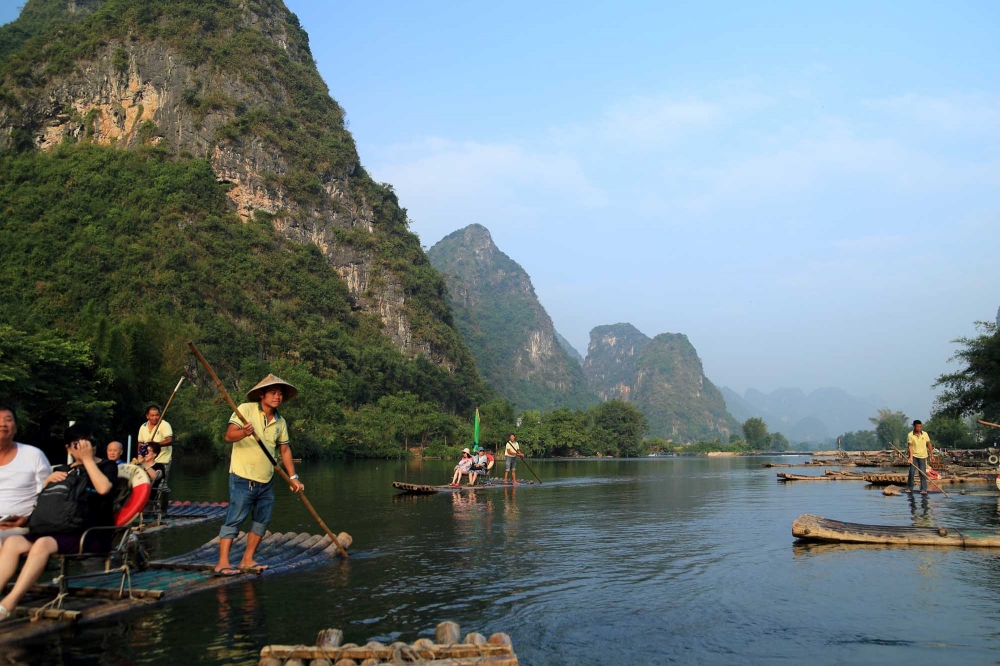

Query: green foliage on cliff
(0, 0), (477, 386)
(632, 333), (740, 442)
(428, 225), (596, 412)
(0, 144), (486, 456)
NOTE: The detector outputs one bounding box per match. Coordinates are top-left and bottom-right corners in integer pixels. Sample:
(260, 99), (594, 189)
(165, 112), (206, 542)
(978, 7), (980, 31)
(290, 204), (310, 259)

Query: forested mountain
(0, 0), (487, 457)
(428, 224), (596, 411)
(720, 386), (882, 444)
(584, 324), (739, 441)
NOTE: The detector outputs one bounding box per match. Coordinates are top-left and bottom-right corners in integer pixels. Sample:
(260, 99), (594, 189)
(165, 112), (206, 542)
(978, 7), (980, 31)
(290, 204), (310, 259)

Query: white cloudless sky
(3, 1), (998, 419)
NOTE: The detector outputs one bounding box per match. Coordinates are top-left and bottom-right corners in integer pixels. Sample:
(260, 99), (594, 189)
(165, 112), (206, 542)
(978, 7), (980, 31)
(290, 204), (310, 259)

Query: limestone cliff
(585, 324), (739, 442)
(583, 323), (650, 402)
(0, 0), (468, 368)
(428, 224), (596, 411)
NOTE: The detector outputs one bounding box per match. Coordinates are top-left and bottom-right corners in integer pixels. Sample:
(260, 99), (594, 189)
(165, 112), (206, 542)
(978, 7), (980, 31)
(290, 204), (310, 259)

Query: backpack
(28, 467), (90, 535)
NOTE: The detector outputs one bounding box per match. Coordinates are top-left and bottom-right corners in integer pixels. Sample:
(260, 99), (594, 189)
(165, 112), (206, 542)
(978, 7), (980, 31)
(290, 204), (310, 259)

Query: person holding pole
(906, 419), (933, 495)
(214, 374), (304, 576)
(503, 433), (524, 485)
(137, 404), (173, 466)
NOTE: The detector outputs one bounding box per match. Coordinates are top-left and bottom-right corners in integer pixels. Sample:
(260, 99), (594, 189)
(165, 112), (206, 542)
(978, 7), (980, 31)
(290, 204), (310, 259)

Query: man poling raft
(212, 373), (304, 576)
(187, 342), (348, 574)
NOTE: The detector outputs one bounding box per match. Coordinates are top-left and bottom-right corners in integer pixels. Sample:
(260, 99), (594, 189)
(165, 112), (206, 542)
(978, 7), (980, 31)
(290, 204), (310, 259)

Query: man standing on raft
(503, 433), (524, 485)
(906, 419), (933, 495)
(215, 374), (305, 576)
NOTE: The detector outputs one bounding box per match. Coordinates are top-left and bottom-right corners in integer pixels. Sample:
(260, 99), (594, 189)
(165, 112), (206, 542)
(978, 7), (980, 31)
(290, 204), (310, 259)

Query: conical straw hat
(246, 373), (298, 403)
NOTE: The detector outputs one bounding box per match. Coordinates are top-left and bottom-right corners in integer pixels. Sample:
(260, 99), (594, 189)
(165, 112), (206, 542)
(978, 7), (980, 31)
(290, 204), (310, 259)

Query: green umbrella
(474, 408), (480, 446)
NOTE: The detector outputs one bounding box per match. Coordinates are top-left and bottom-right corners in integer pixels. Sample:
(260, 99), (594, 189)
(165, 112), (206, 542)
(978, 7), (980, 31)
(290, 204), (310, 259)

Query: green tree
(741, 417), (771, 451)
(478, 398), (517, 453)
(770, 432), (791, 451)
(839, 430), (879, 451)
(924, 413), (973, 449)
(543, 407), (591, 455)
(869, 409), (909, 449)
(590, 399), (648, 457)
(0, 325), (114, 444)
(935, 322), (1000, 423)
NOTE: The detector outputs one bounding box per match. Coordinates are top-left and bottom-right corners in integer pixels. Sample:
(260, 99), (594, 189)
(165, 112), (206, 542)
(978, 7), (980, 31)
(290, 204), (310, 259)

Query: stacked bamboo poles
(259, 621), (518, 666)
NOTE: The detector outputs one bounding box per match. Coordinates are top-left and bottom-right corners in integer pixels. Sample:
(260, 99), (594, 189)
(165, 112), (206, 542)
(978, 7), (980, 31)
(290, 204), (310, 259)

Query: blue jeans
(907, 457), (928, 492)
(220, 473), (275, 539)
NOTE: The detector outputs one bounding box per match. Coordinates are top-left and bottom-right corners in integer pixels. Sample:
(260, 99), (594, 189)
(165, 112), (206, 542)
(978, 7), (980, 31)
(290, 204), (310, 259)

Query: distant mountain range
(721, 386), (884, 444)
(430, 225), (741, 441)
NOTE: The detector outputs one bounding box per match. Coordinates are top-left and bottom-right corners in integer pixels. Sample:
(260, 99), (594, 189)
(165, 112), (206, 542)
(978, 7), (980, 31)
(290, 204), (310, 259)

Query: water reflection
(12, 456), (1000, 665)
(908, 494), (933, 527)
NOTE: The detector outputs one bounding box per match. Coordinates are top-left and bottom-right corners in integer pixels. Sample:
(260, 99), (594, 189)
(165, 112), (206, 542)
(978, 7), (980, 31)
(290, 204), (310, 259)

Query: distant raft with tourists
(393, 480), (538, 495)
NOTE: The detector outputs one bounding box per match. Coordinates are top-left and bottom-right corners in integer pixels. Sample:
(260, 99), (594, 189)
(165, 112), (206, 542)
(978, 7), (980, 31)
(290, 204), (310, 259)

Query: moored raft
(862, 472), (991, 485)
(259, 621), (518, 666)
(777, 471), (866, 481)
(134, 500), (230, 533)
(392, 480), (536, 494)
(792, 513), (1000, 547)
(0, 529), (352, 646)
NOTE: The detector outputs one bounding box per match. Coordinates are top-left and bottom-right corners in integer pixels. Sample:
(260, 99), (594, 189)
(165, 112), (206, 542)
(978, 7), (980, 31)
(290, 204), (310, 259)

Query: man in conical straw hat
(214, 374), (304, 576)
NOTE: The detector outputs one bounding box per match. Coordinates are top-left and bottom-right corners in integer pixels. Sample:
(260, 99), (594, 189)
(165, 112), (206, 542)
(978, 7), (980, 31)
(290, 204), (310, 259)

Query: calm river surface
(9, 456), (1000, 665)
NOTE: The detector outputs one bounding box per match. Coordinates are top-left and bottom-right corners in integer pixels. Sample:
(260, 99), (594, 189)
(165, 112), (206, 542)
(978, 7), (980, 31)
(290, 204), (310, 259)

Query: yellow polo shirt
(228, 402), (289, 483)
(138, 420), (174, 464)
(907, 431), (931, 459)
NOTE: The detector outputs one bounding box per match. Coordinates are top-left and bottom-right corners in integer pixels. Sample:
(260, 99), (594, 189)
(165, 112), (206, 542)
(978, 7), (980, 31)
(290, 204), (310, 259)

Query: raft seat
(34, 464), (151, 615)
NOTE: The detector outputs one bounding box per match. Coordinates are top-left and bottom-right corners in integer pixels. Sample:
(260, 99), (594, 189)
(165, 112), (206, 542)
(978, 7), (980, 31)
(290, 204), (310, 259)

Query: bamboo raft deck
(0, 529), (352, 646)
(260, 621), (518, 666)
(777, 471), (869, 481)
(134, 500), (230, 533)
(393, 480), (537, 494)
(793, 514), (1000, 547)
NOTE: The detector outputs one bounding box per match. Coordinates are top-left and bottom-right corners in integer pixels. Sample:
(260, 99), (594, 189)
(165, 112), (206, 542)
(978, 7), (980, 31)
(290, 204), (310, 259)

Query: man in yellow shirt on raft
(214, 374), (305, 576)
(906, 419), (933, 495)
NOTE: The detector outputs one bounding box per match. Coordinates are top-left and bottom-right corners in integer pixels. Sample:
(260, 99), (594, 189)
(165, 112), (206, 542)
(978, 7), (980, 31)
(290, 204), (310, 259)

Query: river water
(8, 456), (1000, 665)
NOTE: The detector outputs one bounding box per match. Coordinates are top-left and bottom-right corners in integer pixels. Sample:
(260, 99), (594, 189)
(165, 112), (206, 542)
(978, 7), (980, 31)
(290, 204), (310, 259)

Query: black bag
(27, 467), (90, 535)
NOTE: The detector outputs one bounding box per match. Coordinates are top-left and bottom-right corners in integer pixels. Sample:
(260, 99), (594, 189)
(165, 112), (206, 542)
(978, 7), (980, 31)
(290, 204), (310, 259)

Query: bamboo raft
(778, 470), (994, 485)
(260, 621), (518, 666)
(777, 471), (867, 482)
(862, 472), (992, 486)
(392, 481), (537, 494)
(792, 514), (1000, 547)
(134, 500), (230, 533)
(0, 529), (352, 646)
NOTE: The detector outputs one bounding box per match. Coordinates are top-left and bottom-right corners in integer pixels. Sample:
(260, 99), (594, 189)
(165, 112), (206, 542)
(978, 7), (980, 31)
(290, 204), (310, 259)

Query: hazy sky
(4, 2), (999, 419)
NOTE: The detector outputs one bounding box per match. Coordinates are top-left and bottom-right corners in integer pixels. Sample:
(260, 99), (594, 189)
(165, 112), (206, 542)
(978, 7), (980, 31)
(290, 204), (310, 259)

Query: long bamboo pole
(148, 376), (185, 443)
(977, 420), (1000, 430)
(516, 455), (542, 485)
(188, 342), (349, 558)
(887, 440), (950, 498)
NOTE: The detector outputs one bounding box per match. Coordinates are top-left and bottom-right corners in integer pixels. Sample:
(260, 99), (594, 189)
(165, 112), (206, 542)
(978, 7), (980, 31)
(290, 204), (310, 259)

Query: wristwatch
(289, 474), (299, 480)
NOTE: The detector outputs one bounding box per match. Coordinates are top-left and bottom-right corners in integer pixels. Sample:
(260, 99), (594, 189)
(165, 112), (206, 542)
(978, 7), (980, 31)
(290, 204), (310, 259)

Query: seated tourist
(0, 423), (117, 621)
(106, 440), (125, 465)
(468, 447), (489, 486)
(138, 442), (166, 491)
(450, 449), (473, 487)
(0, 406), (52, 547)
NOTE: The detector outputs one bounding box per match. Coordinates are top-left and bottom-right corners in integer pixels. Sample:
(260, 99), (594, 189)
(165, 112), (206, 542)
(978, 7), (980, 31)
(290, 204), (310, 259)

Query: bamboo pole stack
(259, 621), (518, 666)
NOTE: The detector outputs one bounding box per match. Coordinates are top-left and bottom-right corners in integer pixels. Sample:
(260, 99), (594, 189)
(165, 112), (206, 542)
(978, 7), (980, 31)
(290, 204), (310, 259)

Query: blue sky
(4, 1), (999, 419)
